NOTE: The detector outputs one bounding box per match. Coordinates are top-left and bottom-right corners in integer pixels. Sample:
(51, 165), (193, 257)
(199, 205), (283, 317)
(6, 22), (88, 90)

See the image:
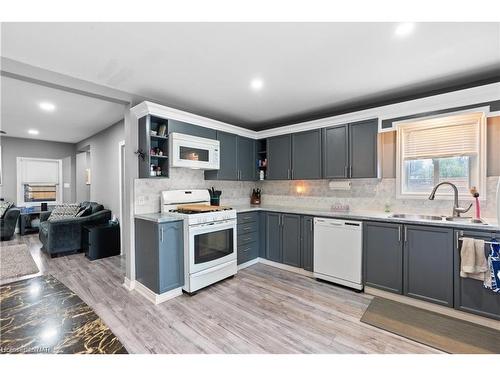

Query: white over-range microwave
(169, 132), (220, 170)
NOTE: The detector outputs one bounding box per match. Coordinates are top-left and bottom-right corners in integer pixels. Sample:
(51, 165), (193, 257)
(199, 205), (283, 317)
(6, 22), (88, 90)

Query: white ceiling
(0, 76), (125, 143)
(1, 22), (499, 130)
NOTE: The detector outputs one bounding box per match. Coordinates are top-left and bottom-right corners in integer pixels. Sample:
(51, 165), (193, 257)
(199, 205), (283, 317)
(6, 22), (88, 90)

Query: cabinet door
(454, 229), (500, 320)
(282, 214), (301, 267)
(205, 131), (238, 180)
(158, 221), (185, 293)
(363, 222), (403, 294)
(168, 119), (217, 139)
(267, 135), (292, 180)
(348, 119), (378, 178)
(291, 130), (322, 179)
(238, 136), (256, 181)
(259, 211), (267, 258)
(404, 225), (454, 307)
(322, 124), (348, 179)
(266, 212), (282, 262)
(301, 216), (314, 271)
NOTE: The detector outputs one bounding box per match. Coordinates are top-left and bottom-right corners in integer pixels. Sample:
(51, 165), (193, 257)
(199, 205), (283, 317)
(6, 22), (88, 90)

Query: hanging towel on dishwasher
(460, 238), (488, 281)
(484, 240), (500, 293)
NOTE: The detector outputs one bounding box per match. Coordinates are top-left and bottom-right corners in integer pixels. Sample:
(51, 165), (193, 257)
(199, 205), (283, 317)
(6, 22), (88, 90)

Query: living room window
(16, 157), (63, 206)
(396, 111), (487, 199)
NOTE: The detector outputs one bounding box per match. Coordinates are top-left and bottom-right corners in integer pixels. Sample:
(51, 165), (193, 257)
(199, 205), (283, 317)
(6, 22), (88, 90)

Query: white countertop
(135, 212), (184, 223)
(230, 204), (500, 232)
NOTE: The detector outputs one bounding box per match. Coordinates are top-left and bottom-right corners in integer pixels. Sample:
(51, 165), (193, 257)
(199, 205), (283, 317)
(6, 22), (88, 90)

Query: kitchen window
(396, 111), (487, 199)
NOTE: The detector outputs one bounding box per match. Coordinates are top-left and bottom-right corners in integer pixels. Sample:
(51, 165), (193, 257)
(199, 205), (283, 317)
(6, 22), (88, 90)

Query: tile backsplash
(135, 169), (499, 219)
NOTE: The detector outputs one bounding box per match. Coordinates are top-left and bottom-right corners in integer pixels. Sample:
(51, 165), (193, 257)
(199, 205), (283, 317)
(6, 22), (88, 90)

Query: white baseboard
(134, 280), (183, 305)
(237, 257), (260, 270)
(258, 258), (314, 278)
(122, 277), (135, 291)
(365, 286), (500, 331)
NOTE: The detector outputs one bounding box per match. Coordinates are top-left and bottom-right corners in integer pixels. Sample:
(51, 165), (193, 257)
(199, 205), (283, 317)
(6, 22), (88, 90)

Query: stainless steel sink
(445, 217), (487, 224)
(389, 213), (443, 221)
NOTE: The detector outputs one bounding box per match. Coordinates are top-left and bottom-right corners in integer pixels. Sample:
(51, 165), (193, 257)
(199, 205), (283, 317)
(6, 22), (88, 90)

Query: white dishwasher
(313, 218), (363, 290)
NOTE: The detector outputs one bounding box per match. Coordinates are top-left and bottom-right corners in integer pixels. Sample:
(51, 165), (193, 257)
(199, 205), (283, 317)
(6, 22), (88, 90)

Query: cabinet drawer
(237, 241), (258, 265)
(238, 231), (259, 246)
(237, 220), (258, 235)
(237, 212), (258, 224)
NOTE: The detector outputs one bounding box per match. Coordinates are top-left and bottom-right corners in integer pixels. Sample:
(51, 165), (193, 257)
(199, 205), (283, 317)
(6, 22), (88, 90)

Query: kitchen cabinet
(168, 119), (217, 139)
(454, 229), (500, 320)
(267, 135), (292, 180)
(282, 214), (301, 267)
(291, 130), (322, 179)
(265, 212), (282, 262)
(237, 212), (259, 265)
(238, 136), (257, 181)
(135, 219), (184, 294)
(363, 221), (403, 294)
(300, 216), (314, 272)
(404, 225), (454, 307)
(259, 211), (267, 258)
(322, 119), (378, 179)
(205, 133), (256, 181)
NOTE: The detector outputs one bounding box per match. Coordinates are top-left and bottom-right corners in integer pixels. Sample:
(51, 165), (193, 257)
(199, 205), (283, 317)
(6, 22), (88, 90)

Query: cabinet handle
(456, 231), (461, 249)
(310, 219), (313, 232)
(160, 227), (164, 242)
(349, 165), (353, 178)
(404, 226), (407, 243)
(344, 165), (348, 178)
(287, 169), (290, 179)
(398, 225), (401, 242)
(291, 169), (294, 179)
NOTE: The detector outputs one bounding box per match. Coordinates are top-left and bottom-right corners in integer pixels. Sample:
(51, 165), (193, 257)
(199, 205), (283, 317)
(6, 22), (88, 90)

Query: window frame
(395, 109), (487, 200)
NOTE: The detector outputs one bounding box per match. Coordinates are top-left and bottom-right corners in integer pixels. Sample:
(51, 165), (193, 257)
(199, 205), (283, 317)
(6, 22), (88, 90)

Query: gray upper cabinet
(266, 212), (282, 262)
(349, 119), (378, 178)
(291, 130), (322, 179)
(267, 135), (292, 180)
(282, 214), (301, 268)
(205, 131), (238, 180)
(404, 225), (454, 307)
(168, 119), (217, 139)
(322, 119), (378, 179)
(300, 216), (314, 272)
(363, 221), (403, 294)
(238, 136), (256, 181)
(454, 229), (500, 320)
(322, 124), (349, 179)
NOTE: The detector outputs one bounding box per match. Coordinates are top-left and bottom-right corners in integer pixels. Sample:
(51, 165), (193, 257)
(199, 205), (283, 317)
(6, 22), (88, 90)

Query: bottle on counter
(150, 164), (156, 177)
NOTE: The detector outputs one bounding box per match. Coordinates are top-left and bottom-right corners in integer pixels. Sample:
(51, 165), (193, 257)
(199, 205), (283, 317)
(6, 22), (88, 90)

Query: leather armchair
(39, 202), (111, 256)
(0, 207), (21, 241)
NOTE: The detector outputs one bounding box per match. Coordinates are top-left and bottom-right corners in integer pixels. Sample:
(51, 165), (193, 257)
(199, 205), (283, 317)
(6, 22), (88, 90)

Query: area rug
(0, 275), (128, 354)
(361, 297), (500, 354)
(0, 244), (39, 281)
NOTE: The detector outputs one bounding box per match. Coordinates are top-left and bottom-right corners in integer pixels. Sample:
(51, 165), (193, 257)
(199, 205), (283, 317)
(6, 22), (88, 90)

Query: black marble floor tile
(0, 275), (127, 354)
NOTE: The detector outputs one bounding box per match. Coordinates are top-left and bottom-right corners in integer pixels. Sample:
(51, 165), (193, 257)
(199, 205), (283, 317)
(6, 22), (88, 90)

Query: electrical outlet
(137, 196), (146, 205)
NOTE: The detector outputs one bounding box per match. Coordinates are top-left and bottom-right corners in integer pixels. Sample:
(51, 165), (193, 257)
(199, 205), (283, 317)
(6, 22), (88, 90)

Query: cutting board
(178, 204), (229, 212)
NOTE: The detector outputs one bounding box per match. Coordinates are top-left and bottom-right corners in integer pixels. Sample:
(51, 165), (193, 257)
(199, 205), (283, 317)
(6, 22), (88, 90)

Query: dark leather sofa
(0, 206), (21, 241)
(39, 201), (111, 256)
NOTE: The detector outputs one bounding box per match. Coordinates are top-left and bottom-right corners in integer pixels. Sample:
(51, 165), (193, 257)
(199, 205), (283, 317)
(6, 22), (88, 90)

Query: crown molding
(130, 82), (500, 140)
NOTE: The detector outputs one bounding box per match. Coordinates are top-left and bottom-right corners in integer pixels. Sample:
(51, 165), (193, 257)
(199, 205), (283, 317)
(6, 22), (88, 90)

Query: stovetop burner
(169, 207), (233, 214)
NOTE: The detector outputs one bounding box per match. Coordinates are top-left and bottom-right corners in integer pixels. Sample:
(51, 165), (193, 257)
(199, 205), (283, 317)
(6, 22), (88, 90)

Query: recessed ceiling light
(394, 22), (415, 37)
(250, 78), (264, 91)
(28, 129), (39, 135)
(39, 102), (56, 112)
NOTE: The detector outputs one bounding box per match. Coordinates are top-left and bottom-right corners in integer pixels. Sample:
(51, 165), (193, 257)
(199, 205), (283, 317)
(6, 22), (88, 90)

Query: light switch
(64, 183), (70, 188)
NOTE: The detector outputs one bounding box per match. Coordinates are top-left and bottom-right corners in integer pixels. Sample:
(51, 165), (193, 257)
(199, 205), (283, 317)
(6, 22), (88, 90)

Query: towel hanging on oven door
(484, 240), (500, 293)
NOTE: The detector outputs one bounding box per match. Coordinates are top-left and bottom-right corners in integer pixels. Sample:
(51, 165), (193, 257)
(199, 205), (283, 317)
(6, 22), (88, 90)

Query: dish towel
(484, 241), (500, 293)
(460, 238), (487, 281)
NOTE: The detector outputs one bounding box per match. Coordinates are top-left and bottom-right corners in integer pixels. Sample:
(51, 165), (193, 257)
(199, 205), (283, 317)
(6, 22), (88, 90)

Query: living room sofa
(39, 201), (111, 256)
(0, 206), (21, 241)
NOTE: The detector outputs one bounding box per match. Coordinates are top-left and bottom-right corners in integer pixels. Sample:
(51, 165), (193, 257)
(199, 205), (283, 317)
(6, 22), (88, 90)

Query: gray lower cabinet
(348, 119), (378, 178)
(266, 212), (282, 262)
(322, 124), (348, 179)
(291, 130), (322, 179)
(454, 229), (500, 320)
(135, 219), (184, 294)
(237, 212), (259, 265)
(363, 221), (403, 294)
(282, 214), (301, 267)
(259, 211), (267, 258)
(404, 225), (454, 307)
(267, 135), (292, 180)
(300, 216), (314, 272)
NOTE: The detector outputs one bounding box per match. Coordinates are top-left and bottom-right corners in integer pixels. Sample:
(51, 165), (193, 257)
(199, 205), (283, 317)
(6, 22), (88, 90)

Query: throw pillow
(0, 201), (13, 219)
(48, 204), (80, 221)
(75, 205), (92, 217)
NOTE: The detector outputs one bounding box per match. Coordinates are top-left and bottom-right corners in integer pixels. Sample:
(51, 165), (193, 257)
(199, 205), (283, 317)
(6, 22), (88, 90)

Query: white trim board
(130, 82), (500, 139)
(133, 280), (183, 305)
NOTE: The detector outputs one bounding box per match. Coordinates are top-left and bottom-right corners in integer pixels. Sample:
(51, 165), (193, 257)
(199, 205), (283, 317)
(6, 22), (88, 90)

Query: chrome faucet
(428, 182), (472, 217)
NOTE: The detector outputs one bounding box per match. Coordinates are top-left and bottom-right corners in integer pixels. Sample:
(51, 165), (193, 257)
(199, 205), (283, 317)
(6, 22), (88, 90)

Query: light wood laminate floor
(1, 234), (440, 353)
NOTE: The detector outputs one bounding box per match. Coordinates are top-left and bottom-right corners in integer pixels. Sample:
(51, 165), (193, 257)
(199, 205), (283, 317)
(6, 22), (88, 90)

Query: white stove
(161, 189), (237, 293)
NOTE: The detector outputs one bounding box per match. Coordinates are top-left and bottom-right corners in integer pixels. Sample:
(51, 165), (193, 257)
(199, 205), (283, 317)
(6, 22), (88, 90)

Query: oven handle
(190, 219), (236, 231)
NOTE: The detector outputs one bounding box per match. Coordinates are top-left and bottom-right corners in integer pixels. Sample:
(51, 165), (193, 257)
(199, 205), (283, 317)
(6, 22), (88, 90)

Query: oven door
(188, 219), (237, 274)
